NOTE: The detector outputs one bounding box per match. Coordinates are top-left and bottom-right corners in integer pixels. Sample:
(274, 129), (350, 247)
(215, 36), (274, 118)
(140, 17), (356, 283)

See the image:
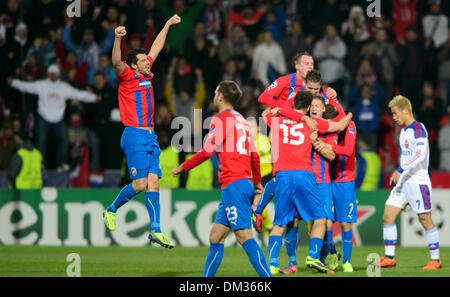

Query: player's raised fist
(115, 26), (127, 38)
(167, 14), (181, 26)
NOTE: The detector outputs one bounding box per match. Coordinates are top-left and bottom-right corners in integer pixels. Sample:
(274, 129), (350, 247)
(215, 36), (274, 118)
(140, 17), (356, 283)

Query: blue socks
(107, 183), (137, 213)
(268, 235), (282, 267)
(342, 229), (353, 264)
(145, 191), (161, 233)
(242, 238), (271, 277)
(203, 243), (224, 277)
(254, 179), (275, 214)
(327, 229), (337, 254)
(308, 237), (323, 259)
(285, 226), (298, 264)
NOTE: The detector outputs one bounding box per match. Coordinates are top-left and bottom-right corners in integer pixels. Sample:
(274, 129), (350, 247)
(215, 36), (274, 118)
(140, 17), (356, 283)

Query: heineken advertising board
(0, 188), (448, 247)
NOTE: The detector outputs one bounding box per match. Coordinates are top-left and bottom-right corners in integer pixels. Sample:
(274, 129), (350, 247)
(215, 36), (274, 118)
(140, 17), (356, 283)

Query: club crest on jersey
(288, 92), (296, 99)
(405, 139), (409, 149)
(131, 167), (137, 176)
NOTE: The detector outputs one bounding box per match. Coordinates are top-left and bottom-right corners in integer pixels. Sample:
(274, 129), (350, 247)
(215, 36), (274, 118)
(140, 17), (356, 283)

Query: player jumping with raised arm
(103, 15), (181, 248)
(370, 95), (441, 270)
(172, 81), (271, 277)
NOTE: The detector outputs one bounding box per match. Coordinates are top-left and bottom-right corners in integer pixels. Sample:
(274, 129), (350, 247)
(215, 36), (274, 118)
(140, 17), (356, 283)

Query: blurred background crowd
(1, 0), (450, 189)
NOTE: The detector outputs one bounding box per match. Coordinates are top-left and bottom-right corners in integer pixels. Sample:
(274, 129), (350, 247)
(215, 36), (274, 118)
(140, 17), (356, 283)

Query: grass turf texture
(0, 245), (449, 277)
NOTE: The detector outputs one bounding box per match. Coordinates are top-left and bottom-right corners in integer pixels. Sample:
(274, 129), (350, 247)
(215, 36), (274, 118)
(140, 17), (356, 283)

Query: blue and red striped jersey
(117, 56), (155, 127)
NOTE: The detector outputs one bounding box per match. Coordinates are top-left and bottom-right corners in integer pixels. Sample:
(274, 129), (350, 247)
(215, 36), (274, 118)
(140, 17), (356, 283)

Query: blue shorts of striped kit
(273, 170), (326, 226)
(120, 127), (162, 180)
(215, 179), (255, 231)
(331, 181), (357, 223)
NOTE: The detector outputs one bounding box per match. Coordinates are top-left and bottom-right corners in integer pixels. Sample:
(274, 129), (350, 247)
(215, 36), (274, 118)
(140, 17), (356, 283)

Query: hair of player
(294, 91), (313, 111)
(293, 51), (312, 65)
(218, 80), (242, 107)
(312, 94), (325, 106)
(323, 104), (339, 120)
(388, 95), (413, 114)
(305, 69), (322, 84)
(126, 48), (147, 70)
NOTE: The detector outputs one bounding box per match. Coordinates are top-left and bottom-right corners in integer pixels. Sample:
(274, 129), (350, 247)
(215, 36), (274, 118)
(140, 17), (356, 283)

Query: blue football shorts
(215, 178), (254, 231)
(331, 181), (357, 223)
(273, 170), (326, 226)
(120, 127), (162, 180)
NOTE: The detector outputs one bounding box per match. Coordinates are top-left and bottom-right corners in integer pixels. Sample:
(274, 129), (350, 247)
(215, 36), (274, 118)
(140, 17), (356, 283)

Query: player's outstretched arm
(148, 14), (181, 61)
(327, 112), (352, 133)
(112, 26), (126, 75)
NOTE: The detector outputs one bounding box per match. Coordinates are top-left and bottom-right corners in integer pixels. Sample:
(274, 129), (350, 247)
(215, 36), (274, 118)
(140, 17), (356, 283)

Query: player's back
(399, 120), (430, 183)
(214, 109), (256, 188)
(259, 73), (304, 107)
(265, 113), (313, 174)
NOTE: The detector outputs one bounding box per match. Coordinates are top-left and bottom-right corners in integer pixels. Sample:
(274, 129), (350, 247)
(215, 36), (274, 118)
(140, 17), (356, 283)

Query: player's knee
(132, 179), (147, 192)
(418, 213), (434, 230)
(382, 213), (395, 226)
(326, 220), (334, 230)
(340, 222), (352, 232)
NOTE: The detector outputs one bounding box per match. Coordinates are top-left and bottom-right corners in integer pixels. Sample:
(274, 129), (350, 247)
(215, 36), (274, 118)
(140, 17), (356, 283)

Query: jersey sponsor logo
(138, 81), (151, 88)
(288, 92), (296, 99)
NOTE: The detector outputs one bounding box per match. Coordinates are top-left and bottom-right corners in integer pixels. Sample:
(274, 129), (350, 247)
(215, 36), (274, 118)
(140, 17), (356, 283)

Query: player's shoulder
(403, 120), (428, 139)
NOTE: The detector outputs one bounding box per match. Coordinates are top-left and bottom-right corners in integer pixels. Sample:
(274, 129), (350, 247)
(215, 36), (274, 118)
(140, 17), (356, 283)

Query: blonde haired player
(371, 95), (441, 269)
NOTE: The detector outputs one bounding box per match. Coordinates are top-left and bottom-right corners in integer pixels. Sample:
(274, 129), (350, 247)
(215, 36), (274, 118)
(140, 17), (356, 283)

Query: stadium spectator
(67, 105), (89, 171)
(352, 83), (381, 149)
(438, 113), (450, 171)
(0, 120), (21, 170)
(397, 25), (425, 107)
(165, 57), (206, 125)
(88, 53), (118, 87)
(437, 29), (450, 112)
(252, 30), (287, 87)
(281, 20), (312, 73)
(369, 28), (399, 102)
(202, 0), (222, 47)
(392, 0), (419, 44)
(156, 0), (205, 53)
(423, 1), (449, 50)
(135, 0), (164, 37)
(7, 135), (43, 190)
(225, 3), (266, 40)
(313, 23), (347, 97)
(261, 3), (285, 44)
(62, 17), (114, 70)
(8, 64), (100, 171)
(218, 24), (250, 64)
(341, 5), (370, 45)
(418, 81), (444, 169)
(222, 59), (243, 89)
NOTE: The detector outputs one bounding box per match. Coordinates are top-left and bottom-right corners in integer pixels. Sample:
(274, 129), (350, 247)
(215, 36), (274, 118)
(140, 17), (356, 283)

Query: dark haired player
(103, 15), (181, 249)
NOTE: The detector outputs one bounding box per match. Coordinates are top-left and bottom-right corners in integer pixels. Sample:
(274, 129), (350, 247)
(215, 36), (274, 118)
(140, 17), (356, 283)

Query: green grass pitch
(0, 245), (449, 277)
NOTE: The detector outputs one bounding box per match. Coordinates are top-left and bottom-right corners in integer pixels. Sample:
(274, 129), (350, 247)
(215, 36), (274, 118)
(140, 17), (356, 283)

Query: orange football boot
(371, 256), (396, 268)
(423, 260), (442, 270)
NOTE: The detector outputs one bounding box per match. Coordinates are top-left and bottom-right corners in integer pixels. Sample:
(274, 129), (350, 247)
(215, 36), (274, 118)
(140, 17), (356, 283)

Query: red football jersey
(330, 121), (357, 183)
(265, 113), (328, 174)
(312, 132), (337, 184)
(117, 56), (155, 127)
(183, 109), (261, 189)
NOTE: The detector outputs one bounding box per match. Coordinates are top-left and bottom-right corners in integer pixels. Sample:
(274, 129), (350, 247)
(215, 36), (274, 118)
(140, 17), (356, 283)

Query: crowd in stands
(1, 0), (450, 189)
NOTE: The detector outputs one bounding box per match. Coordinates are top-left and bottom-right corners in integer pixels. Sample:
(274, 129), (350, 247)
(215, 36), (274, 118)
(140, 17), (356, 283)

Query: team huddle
(102, 15), (442, 277)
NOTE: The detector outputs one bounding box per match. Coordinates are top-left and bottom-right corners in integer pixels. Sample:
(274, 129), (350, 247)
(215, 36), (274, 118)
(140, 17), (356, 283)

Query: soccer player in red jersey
(314, 117), (358, 272)
(263, 91), (351, 273)
(172, 81), (271, 277)
(258, 52), (338, 130)
(103, 15), (181, 249)
(280, 69), (346, 122)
